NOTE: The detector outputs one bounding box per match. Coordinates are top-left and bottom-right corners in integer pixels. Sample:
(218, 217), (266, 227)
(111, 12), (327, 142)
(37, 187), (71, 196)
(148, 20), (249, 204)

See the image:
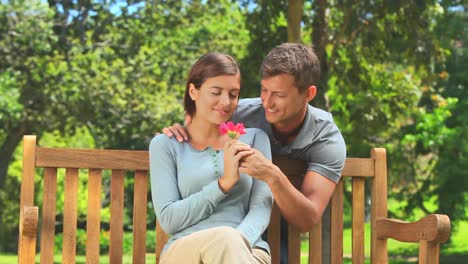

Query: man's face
(260, 74), (310, 129)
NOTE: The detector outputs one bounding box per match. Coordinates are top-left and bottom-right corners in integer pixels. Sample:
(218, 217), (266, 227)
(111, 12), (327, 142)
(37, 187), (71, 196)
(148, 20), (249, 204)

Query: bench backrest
(270, 148), (388, 264)
(18, 135), (386, 264)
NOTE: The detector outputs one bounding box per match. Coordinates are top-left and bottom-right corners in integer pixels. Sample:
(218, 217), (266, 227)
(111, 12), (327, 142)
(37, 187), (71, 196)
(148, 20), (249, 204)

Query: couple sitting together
(149, 43), (346, 264)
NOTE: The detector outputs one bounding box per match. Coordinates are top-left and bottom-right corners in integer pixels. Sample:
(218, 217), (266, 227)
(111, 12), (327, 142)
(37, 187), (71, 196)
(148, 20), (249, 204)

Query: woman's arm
(236, 130), (273, 246)
(150, 136), (227, 234)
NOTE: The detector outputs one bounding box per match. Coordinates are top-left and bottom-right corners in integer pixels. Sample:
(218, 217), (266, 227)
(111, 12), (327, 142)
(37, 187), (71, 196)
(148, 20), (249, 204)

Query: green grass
(3, 221), (467, 264)
(0, 253), (157, 264)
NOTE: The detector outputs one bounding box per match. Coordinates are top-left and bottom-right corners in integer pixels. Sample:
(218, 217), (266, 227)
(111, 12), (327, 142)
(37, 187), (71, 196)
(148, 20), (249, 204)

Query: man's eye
(211, 92), (221, 95)
(229, 94), (238, 99)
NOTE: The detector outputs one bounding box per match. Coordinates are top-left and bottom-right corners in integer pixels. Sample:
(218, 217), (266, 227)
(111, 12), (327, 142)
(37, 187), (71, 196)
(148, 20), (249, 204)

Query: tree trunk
(311, 0), (329, 111)
(287, 0), (304, 43)
(0, 123), (27, 189)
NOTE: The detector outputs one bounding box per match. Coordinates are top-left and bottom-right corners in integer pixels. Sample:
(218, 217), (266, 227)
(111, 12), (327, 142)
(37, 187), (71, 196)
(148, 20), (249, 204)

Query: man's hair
(183, 52), (240, 117)
(261, 43), (320, 93)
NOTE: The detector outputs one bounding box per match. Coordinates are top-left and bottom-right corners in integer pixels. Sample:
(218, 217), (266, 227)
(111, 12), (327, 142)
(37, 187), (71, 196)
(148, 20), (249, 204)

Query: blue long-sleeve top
(149, 128), (273, 253)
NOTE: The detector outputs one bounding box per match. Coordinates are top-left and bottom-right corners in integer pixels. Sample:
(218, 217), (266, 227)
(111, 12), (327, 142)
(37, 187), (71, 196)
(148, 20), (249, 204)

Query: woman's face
(189, 74), (240, 125)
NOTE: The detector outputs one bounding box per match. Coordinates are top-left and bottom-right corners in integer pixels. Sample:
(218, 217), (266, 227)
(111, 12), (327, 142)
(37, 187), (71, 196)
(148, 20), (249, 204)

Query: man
(163, 43), (346, 263)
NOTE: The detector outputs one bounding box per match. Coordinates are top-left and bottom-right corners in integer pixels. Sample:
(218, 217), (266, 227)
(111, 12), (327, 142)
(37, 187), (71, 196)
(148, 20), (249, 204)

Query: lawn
(3, 221), (467, 264)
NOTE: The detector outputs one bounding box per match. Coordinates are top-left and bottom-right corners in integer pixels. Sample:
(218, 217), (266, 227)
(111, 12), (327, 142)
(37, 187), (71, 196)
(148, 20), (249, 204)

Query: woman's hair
(183, 53), (240, 117)
(261, 43), (320, 93)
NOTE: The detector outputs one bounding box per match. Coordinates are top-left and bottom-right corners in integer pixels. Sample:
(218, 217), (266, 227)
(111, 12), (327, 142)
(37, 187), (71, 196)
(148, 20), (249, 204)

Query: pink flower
(219, 121), (246, 139)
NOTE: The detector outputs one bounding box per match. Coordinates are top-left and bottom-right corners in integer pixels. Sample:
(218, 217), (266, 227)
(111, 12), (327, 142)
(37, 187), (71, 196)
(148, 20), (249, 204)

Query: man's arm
(239, 150), (336, 232)
(273, 170), (335, 231)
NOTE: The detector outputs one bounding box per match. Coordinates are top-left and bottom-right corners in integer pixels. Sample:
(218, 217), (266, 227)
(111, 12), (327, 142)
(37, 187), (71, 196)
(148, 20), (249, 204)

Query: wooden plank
(267, 203), (281, 264)
(273, 156), (374, 177)
(375, 214), (450, 243)
(352, 178), (365, 264)
(309, 220), (322, 264)
(341, 158), (375, 177)
(370, 148), (388, 264)
(20, 136), (36, 209)
(419, 240), (428, 264)
(62, 168), (79, 264)
(19, 134), (37, 262)
(40, 168), (57, 264)
(288, 225), (301, 264)
(156, 221), (169, 264)
(132, 170), (148, 264)
(109, 169), (125, 264)
(330, 180), (344, 264)
(86, 169), (103, 264)
(36, 147), (148, 170)
(19, 206), (38, 264)
(426, 241), (440, 264)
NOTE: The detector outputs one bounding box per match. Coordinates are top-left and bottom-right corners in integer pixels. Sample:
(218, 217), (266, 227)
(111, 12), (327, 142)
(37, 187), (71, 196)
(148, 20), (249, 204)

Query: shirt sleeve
(149, 136), (227, 235)
(306, 118), (346, 183)
(236, 129), (274, 246)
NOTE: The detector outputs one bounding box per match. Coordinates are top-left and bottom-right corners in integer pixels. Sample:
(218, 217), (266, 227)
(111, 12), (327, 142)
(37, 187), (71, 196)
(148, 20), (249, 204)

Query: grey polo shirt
(232, 98), (346, 183)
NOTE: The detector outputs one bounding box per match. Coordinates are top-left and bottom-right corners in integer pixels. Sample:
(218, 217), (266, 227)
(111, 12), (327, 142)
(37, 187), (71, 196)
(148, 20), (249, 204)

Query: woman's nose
(220, 93), (230, 106)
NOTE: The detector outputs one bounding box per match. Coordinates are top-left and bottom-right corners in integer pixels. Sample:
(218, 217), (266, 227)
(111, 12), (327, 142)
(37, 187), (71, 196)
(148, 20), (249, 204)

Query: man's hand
(160, 115), (192, 142)
(239, 149), (278, 184)
(161, 123), (189, 142)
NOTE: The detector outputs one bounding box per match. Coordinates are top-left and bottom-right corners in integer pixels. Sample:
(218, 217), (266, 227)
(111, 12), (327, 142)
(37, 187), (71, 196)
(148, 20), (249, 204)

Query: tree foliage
(0, 0), (249, 251)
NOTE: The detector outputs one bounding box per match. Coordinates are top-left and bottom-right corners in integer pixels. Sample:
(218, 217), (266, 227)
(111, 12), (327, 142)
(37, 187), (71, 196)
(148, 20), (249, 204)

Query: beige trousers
(160, 226), (271, 264)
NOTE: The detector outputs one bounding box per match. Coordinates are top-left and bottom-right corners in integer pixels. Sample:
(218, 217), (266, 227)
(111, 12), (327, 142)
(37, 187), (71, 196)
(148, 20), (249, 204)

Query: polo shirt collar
(291, 105), (315, 149)
(267, 105), (315, 150)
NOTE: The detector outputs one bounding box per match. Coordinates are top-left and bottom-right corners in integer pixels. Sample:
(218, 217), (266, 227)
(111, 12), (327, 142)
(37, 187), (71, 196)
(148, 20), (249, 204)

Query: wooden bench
(18, 135), (451, 264)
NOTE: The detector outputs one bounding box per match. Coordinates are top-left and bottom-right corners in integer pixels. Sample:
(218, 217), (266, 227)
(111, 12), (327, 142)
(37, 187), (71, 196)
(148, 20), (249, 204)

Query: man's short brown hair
(261, 43), (320, 93)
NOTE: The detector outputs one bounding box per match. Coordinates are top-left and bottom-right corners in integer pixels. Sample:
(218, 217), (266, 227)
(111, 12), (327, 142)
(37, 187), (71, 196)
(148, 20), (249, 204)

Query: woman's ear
(189, 83), (198, 100)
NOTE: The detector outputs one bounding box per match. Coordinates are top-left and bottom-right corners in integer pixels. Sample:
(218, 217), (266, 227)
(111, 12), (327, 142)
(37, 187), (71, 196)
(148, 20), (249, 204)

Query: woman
(149, 53), (273, 264)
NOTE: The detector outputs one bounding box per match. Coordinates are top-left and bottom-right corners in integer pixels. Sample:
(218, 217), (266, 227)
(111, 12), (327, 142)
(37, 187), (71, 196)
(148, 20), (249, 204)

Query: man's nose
(262, 93), (272, 108)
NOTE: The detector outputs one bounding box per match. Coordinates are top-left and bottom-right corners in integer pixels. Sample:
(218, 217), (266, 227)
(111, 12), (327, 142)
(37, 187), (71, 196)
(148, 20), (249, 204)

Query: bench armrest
(375, 214), (451, 243)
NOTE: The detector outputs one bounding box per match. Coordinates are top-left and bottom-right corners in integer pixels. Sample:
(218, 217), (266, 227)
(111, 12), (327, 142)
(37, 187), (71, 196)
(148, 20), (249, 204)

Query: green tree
(0, 0), (251, 251)
(239, 0), (466, 229)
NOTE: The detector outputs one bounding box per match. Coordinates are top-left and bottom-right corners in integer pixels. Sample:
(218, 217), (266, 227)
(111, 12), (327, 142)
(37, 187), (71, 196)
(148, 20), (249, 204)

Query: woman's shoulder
(149, 134), (179, 151)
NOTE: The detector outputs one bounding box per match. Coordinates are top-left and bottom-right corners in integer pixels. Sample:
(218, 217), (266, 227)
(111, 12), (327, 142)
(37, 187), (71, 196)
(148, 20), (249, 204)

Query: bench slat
(342, 158), (375, 177)
(371, 148), (388, 263)
(110, 169), (125, 264)
(288, 225), (301, 264)
(40, 168), (57, 264)
(133, 170), (149, 264)
(36, 147), (148, 170)
(267, 203), (281, 264)
(62, 168), (79, 264)
(352, 177), (365, 264)
(86, 169), (102, 264)
(330, 180), (344, 264)
(309, 220), (322, 264)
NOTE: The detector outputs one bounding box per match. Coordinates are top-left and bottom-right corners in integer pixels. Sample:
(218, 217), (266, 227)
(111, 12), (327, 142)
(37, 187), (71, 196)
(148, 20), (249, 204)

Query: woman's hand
(218, 139), (253, 193)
